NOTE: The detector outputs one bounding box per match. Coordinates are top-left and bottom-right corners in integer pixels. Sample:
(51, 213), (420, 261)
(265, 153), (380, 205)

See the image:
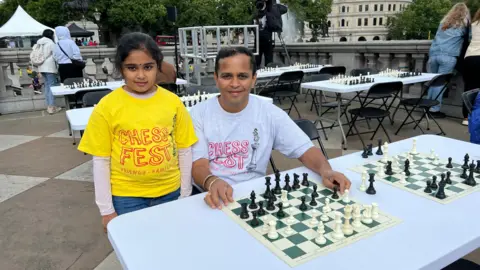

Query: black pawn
(445, 171), (452, 185)
(430, 176), (438, 190)
(257, 201), (266, 216)
(249, 191), (257, 209)
(263, 176), (272, 198)
(250, 211), (259, 226)
(362, 147), (369, 158)
(463, 154), (470, 169)
(435, 181), (447, 200)
(440, 173), (446, 185)
(283, 174), (292, 192)
(309, 195), (318, 206)
(276, 202), (285, 218)
(367, 144), (373, 155)
(266, 197), (275, 211)
(240, 203), (249, 219)
(424, 181), (432, 193)
(461, 167), (468, 179)
(273, 175), (282, 195)
(292, 174), (301, 190)
(299, 196), (308, 211)
(464, 163), (477, 187)
(446, 157), (453, 168)
(366, 173), (376, 195)
(311, 184), (319, 198)
(301, 173), (310, 187)
(404, 159), (411, 176)
(331, 185), (339, 199)
(376, 139), (383, 155)
(476, 160), (480, 173)
(385, 161), (394, 176)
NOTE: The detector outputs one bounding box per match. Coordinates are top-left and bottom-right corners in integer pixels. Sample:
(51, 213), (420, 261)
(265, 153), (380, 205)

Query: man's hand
(321, 170), (351, 194)
(204, 178), (234, 209)
(102, 212), (118, 233)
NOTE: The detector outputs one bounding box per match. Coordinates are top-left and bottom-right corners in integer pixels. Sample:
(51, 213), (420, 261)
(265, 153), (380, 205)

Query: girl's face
(121, 49), (158, 94)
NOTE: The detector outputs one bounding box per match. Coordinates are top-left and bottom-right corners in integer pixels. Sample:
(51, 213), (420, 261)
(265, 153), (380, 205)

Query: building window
(358, 18), (362, 26)
(365, 5), (369, 12)
(341, 19), (345, 27)
(380, 4), (384, 11)
(347, 21), (349, 26)
(328, 20), (331, 27)
(364, 18), (368, 26)
(388, 4), (391, 11)
(393, 4), (396, 11)
(374, 4), (378, 11)
(347, 6), (350, 12)
(379, 17), (383, 25)
(373, 18), (377, 26)
(342, 6), (345, 13)
(359, 5), (362, 12)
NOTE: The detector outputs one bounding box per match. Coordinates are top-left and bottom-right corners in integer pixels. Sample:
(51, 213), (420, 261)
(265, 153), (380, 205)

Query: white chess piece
(310, 209), (319, 225)
(382, 145), (389, 163)
(284, 224), (294, 235)
(352, 204), (362, 228)
(372, 203), (379, 219)
(400, 172), (407, 184)
(320, 207), (329, 222)
(281, 190), (289, 207)
(361, 205), (373, 224)
(433, 154), (440, 165)
(315, 221), (327, 245)
(411, 138), (418, 155)
(323, 198), (332, 213)
(331, 212), (345, 240)
(360, 170), (367, 191)
(286, 207), (295, 224)
(268, 220), (279, 239)
(342, 189), (350, 203)
(342, 205), (354, 235)
(377, 164), (385, 177)
(430, 149), (435, 160)
(262, 216), (269, 232)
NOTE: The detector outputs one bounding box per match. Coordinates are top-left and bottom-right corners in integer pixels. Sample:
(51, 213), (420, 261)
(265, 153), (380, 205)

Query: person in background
(462, 9), (480, 126)
(35, 29), (62, 114)
(77, 32), (197, 232)
(156, 60), (177, 85)
(53, 26), (84, 83)
(427, 3), (470, 118)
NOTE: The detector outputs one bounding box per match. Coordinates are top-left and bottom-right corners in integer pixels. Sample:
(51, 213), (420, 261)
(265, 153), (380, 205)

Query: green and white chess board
(350, 151), (480, 204)
(222, 173), (401, 267)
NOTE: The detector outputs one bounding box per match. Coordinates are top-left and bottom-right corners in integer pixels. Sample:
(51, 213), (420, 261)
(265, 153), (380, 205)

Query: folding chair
(294, 119), (329, 159)
(319, 66), (346, 76)
(350, 68), (378, 76)
(394, 73), (453, 136)
(64, 77), (94, 108)
(258, 70), (304, 118)
(82, 90), (112, 107)
(462, 88), (480, 115)
(158, 83), (178, 93)
(346, 81), (403, 148)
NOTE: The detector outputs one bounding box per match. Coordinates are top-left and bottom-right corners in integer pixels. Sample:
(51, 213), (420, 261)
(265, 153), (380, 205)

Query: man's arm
(192, 159), (234, 209)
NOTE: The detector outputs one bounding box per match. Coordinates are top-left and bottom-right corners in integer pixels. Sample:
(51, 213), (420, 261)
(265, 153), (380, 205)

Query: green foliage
(26, 0), (68, 28)
(107, 0), (166, 31)
(452, 0), (480, 18)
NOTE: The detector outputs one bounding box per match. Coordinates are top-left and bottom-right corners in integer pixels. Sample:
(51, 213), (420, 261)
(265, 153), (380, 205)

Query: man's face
(214, 54), (257, 112)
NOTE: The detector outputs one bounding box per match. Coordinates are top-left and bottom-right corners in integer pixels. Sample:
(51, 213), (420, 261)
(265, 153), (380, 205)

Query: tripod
(276, 32), (291, 66)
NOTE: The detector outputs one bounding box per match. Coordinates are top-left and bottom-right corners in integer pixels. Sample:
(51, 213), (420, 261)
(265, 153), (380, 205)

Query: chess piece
(273, 173), (282, 195)
(323, 198), (332, 213)
(281, 190), (289, 207)
(311, 184), (319, 198)
(250, 211), (260, 226)
(257, 201), (266, 216)
(292, 173), (301, 189)
(310, 209), (319, 226)
(430, 176), (438, 190)
(342, 205), (354, 236)
(399, 172), (407, 185)
(266, 197), (275, 211)
(284, 224), (294, 235)
(476, 160), (480, 173)
(276, 202), (285, 218)
(463, 154), (470, 169)
(360, 171), (367, 192)
(435, 180), (447, 200)
(331, 212), (345, 240)
(425, 182), (432, 195)
(385, 161), (394, 176)
(446, 157), (453, 168)
(362, 147), (369, 158)
(342, 189), (350, 203)
(404, 159), (411, 176)
(352, 204), (362, 228)
(367, 144), (373, 155)
(240, 203), (249, 219)
(286, 207), (295, 224)
(463, 163), (477, 187)
(362, 205), (373, 224)
(410, 138), (418, 155)
(268, 220), (279, 239)
(283, 174), (292, 192)
(461, 167), (468, 179)
(331, 185), (339, 199)
(299, 196), (308, 211)
(263, 176), (272, 198)
(249, 191), (257, 209)
(315, 222), (327, 245)
(301, 173), (310, 186)
(366, 173), (376, 195)
(377, 164), (385, 177)
(376, 139), (383, 155)
(309, 192), (318, 206)
(445, 171), (452, 185)
(371, 203), (379, 219)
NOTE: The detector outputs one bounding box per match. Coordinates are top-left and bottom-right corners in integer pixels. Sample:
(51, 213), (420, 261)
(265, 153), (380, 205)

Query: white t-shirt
(190, 94), (314, 185)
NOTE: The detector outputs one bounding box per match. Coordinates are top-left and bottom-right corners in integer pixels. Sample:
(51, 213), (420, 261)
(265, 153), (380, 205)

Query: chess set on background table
(180, 91), (217, 108)
(62, 79), (108, 89)
(257, 63), (321, 73)
(222, 172), (401, 267)
(377, 68), (423, 78)
(350, 139), (480, 204)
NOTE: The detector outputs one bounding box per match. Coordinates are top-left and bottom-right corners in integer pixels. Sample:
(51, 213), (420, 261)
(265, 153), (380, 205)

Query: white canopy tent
(0, 5), (53, 38)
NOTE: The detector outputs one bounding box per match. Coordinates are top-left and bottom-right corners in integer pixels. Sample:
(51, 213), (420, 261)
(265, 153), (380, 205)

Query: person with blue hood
(53, 26), (84, 83)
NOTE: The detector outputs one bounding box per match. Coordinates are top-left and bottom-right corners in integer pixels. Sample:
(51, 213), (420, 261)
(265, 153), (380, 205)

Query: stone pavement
(0, 96), (478, 270)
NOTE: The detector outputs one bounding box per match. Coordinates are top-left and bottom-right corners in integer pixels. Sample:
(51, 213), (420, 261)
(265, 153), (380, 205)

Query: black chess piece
(266, 197), (275, 211)
(424, 180), (432, 193)
(445, 171), (452, 185)
(431, 176), (438, 190)
(249, 191), (257, 209)
(440, 173), (446, 185)
(257, 201), (266, 216)
(463, 154), (470, 169)
(301, 173), (310, 187)
(461, 167), (468, 179)
(292, 173), (301, 190)
(299, 196), (308, 211)
(435, 181), (447, 200)
(376, 139), (383, 155)
(367, 144), (373, 155)
(263, 176), (271, 198)
(331, 185), (339, 199)
(404, 159), (411, 176)
(276, 202), (285, 218)
(446, 157), (453, 168)
(273, 174), (282, 195)
(309, 195), (318, 206)
(463, 163), (477, 187)
(366, 173), (376, 195)
(311, 184), (319, 198)
(362, 147), (369, 158)
(250, 211), (260, 226)
(283, 174), (292, 192)
(476, 160), (480, 173)
(240, 203), (249, 219)
(385, 161), (394, 175)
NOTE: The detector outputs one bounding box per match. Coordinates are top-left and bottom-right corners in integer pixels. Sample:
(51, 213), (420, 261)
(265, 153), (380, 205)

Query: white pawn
(315, 221), (327, 245)
(399, 172), (407, 185)
(430, 149), (435, 160)
(320, 207), (329, 222)
(360, 170), (367, 192)
(281, 190), (289, 207)
(342, 205), (354, 236)
(286, 207), (295, 224)
(310, 209), (319, 226)
(268, 220), (279, 239)
(352, 204), (362, 228)
(410, 138), (418, 155)
(331, 212), (345, 240)
(362, 205), (373, 224)
(323, 198), (332, 213)
(342, 189), (350, 203)
(377, 164), (385, 177)
(262, 216), (270, 232)
(284, 224), (294, 235)
(372, 203), (379, 219)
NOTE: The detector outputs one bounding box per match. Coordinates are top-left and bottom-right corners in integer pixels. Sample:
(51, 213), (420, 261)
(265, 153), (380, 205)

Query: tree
(280, 0), (333, 41)
(106, 0), (166, 32)
(387, 0), (452, 40)
(452, 0), (480, 18)
(26, 0), (69, 28)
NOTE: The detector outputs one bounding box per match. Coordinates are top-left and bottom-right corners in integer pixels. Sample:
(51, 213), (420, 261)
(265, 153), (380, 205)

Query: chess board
(377, 69), (423, 78)
(257, 63), (321, 73)
(328, 75), (376, 85)
(180, 92), (217, 108)
(350, 152), (480, 204)
(64, 79), (108, 89)
(222, 173), (401, 267)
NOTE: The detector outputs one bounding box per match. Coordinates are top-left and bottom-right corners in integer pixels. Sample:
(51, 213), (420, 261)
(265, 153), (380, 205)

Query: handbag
(57, 43), (86, 70)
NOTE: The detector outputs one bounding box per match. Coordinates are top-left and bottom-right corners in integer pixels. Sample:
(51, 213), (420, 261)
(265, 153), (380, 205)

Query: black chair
(82, 90), (112, 107)
(158, 83), (178, 93)
(462, 88), (480, 115)
(442, 259), (480, 270)
(294, 119), (328, 159)
(64, 77), (94, 108)
(350, 68), (378, 76)
(184, 85), (219, 96)
(319, 66), (346, 76)
(394, 73), (453, 136)
(346, 81), (403, 148)
(266, 62), (287, 68)
(259, 70), (304, 118)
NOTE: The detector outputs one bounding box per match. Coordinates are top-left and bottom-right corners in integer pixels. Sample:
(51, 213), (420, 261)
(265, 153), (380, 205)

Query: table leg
(64, 96), (72, 136)
(337, 93), (347, 150)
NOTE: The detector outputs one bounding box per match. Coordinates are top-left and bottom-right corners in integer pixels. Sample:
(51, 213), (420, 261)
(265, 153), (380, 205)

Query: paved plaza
(0, 95), (478, 269)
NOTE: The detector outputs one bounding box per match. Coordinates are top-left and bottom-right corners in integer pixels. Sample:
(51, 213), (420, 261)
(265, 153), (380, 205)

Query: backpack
(30, 44), (46, 66)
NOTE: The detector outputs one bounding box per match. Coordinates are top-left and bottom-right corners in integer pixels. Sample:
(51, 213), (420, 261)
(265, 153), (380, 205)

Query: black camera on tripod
(254, 0), (287, 33)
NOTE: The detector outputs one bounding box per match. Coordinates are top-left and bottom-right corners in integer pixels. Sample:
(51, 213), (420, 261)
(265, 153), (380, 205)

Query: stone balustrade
(0, 40), (465, 118)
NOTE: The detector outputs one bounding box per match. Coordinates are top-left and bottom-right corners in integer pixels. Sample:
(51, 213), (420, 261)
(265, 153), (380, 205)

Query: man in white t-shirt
(190, 47), (351, 209)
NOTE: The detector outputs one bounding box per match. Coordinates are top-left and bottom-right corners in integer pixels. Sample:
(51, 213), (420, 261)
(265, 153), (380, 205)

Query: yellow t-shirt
(78, 86), (198, 197)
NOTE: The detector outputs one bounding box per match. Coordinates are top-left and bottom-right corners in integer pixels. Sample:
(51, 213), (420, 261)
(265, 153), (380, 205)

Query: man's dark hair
(215, 46), (257, 75)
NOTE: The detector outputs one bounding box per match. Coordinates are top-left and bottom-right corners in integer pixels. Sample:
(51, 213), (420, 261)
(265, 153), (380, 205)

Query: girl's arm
(178, 147), (193, 198)
(93, 156), (115, 215)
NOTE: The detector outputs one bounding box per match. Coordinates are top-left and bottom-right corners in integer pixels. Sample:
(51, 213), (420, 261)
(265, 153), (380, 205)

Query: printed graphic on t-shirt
(246, 128), (259, 171)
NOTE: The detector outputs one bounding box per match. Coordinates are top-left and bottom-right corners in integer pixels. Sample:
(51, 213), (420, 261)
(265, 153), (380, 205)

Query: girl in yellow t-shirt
(78, 32), (198, 232)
